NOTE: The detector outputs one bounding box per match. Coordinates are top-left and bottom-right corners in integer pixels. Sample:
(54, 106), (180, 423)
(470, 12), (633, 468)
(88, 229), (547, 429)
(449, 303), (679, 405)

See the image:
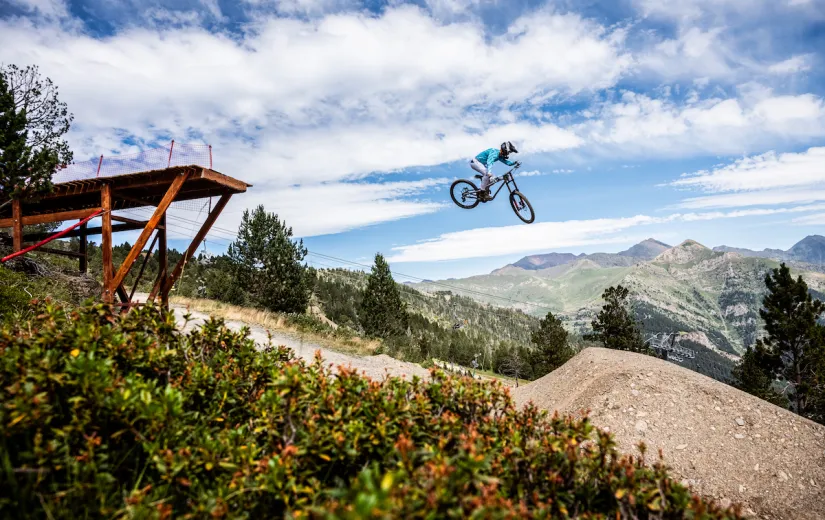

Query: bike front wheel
(509, 191), (535, 223)
(450, 179), (481, 209)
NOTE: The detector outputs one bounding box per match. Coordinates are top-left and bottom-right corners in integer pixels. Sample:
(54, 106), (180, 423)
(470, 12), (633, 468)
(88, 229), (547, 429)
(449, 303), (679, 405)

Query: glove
(514, 161), (521, 168)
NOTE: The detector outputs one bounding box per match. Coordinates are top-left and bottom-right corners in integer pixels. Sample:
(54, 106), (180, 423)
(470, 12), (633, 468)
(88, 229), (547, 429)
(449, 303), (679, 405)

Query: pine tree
(586, 285), (651, 354)
(755, 263), (825, 417)
(530, 312), (575, 377)
(0, 64), (73, 200)
(731, 343), (787, 408)
(360, 253), (408, 339)
(227, 205), (311, 314)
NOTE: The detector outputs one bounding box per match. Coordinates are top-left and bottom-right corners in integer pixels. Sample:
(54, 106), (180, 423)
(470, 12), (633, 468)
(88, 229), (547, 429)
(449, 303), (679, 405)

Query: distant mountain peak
(788, 235), (825, 264)
(618, 238), (671, 259)
(654, 239), (715, 264)
(677, 239), (708, 248)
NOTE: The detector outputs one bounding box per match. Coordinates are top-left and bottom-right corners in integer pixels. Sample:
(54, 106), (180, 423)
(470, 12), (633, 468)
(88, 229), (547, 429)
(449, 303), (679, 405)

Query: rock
(778, 471), (789, 482)
(636, 411), (648, 418)
(754, 464), (760, 471)
(676, 444), (688, 450)
(739, 485), (745, 493)
(720, 498), (732, 508)
(635, 420), (648, 432)
(715, 406), (721, 411)
(734, 433), (745, 439)
(735, 417), (745, 427)
(631, 389), (640, 396)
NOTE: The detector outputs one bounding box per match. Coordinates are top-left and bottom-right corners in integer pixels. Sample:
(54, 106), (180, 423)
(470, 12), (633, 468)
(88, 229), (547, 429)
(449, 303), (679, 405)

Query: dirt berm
(512, 347), (825, 520)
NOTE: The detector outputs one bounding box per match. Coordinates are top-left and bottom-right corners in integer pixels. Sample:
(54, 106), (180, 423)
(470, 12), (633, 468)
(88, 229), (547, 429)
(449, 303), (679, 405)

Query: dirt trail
(162, 300), (430, 382)
(513, 347), (825, 520)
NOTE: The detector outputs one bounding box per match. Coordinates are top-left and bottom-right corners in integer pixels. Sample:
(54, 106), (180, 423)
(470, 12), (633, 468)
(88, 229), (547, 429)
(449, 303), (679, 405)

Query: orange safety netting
(52, 141), (212, 184)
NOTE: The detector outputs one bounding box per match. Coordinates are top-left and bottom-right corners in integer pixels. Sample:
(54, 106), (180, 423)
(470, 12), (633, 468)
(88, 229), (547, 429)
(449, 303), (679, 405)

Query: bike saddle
(474, 174), (483, 180)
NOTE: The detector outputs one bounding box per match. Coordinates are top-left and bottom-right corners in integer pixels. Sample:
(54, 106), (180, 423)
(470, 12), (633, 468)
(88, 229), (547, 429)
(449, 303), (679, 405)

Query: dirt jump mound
(512, 347), (825, 520)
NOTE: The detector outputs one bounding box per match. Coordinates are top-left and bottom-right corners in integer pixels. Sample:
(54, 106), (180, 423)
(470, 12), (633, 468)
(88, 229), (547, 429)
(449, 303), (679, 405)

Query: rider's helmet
(500, 141), (518, 159)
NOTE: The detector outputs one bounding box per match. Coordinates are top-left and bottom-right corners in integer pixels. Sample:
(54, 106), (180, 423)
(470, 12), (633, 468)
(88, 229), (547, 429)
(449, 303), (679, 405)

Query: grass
(166, 294), (382, 356)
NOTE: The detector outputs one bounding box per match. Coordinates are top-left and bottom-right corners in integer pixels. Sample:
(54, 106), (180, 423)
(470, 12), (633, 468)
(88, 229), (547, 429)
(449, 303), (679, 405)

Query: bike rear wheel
(509, 191), (535, 223)
(450, 179), (481, 209)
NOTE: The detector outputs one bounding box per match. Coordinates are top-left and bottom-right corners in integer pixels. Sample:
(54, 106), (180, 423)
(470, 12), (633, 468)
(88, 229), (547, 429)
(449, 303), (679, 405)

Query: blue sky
(3, 0), (825, 281)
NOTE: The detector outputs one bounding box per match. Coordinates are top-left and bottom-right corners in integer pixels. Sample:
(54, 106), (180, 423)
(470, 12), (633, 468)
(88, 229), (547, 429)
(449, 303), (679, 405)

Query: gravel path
(165, 302), (431, 382)
(513, 347), (825, 520)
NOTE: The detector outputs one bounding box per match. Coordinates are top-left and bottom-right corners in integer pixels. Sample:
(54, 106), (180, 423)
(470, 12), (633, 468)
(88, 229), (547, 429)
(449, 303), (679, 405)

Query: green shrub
(0, 265), (32, 323)
(0, 301), (744, 519)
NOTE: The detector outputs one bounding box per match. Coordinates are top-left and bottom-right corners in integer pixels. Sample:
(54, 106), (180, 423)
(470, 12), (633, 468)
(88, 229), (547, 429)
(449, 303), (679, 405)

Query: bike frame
(481, 166), (521, 201)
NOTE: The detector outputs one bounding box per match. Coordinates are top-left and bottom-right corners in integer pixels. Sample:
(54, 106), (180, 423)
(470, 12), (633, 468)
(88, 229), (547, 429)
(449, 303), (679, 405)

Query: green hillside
(411, 240), (825, 362)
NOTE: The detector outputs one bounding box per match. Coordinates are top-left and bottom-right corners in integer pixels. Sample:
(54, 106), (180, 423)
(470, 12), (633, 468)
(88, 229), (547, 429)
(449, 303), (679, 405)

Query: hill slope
(412, 239), (825, 363)
(513, 347), (825, 520)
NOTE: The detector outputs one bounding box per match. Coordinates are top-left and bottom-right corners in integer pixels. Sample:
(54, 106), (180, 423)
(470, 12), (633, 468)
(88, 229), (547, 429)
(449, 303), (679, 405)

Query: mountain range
(410, 236), (825, 371)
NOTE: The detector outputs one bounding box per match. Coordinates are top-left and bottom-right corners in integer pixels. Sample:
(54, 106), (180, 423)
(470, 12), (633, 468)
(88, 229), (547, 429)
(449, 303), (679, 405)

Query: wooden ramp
(0, 165), (250, 309)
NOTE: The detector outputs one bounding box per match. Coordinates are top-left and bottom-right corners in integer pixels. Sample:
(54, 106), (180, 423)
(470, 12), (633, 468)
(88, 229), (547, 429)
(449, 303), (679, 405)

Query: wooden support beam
(101, 185), (113, 303)
(129, 232), (159, 303)
(157, 193), (231, 304)
(116, 284), (130, 312)
(20, 222), (161, 242)
(0, 207), (102, 229)
(149, 213), (169, 303)
(79, 222), (87, 273)
(12, 199), (22, 252)
(110, 170), (189, 295)
(111, 214), (147, 226)
(32, 247), (86, 259)
(201, 168), (250, 192)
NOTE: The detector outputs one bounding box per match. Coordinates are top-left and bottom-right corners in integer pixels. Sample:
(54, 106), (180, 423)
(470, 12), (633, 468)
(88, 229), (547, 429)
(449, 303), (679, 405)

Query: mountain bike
(449, 163), (535, 224)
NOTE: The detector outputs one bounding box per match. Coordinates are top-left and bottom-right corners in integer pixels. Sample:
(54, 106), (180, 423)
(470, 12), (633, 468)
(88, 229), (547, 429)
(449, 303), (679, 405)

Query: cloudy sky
(2, 0), (825, 280)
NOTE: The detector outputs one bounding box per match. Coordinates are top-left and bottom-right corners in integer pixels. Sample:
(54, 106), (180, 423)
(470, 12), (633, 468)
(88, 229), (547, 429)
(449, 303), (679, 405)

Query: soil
(513, 347), (825, 520)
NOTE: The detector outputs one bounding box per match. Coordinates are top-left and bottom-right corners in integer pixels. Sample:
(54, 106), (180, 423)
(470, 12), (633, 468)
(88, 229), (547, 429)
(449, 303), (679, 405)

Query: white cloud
(224, 177), (450, 237)
(768, 54), (813, 74)
(387, 205), (825, 262)
(639, 27), (741, 81)
(7, 0), (70, 18)
(0, 6), (619, 179)
(634, 0), (813, 23)
(0, 4), (631, 233)
(793, 212), (825, 225)
(677, 189), (825, 210)
(421, 0), (489, 19)
(670, 146), (825, 195)
(260, 0), (362, 16)
(580, 93), (825, 158)
(388, 215), (666, 263)
(516, 168), (573, 177)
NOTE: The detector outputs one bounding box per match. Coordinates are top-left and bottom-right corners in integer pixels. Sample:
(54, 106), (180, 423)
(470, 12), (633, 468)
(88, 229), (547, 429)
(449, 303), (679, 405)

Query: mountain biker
(470, 141), (520, 201)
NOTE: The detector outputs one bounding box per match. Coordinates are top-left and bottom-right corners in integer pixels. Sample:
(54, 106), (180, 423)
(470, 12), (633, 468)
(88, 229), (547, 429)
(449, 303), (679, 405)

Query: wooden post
(12, 199), (22, 252)
(158, 213), (168, 306)
(101, 185), (113, 303)
(79, 222), (88, 273)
